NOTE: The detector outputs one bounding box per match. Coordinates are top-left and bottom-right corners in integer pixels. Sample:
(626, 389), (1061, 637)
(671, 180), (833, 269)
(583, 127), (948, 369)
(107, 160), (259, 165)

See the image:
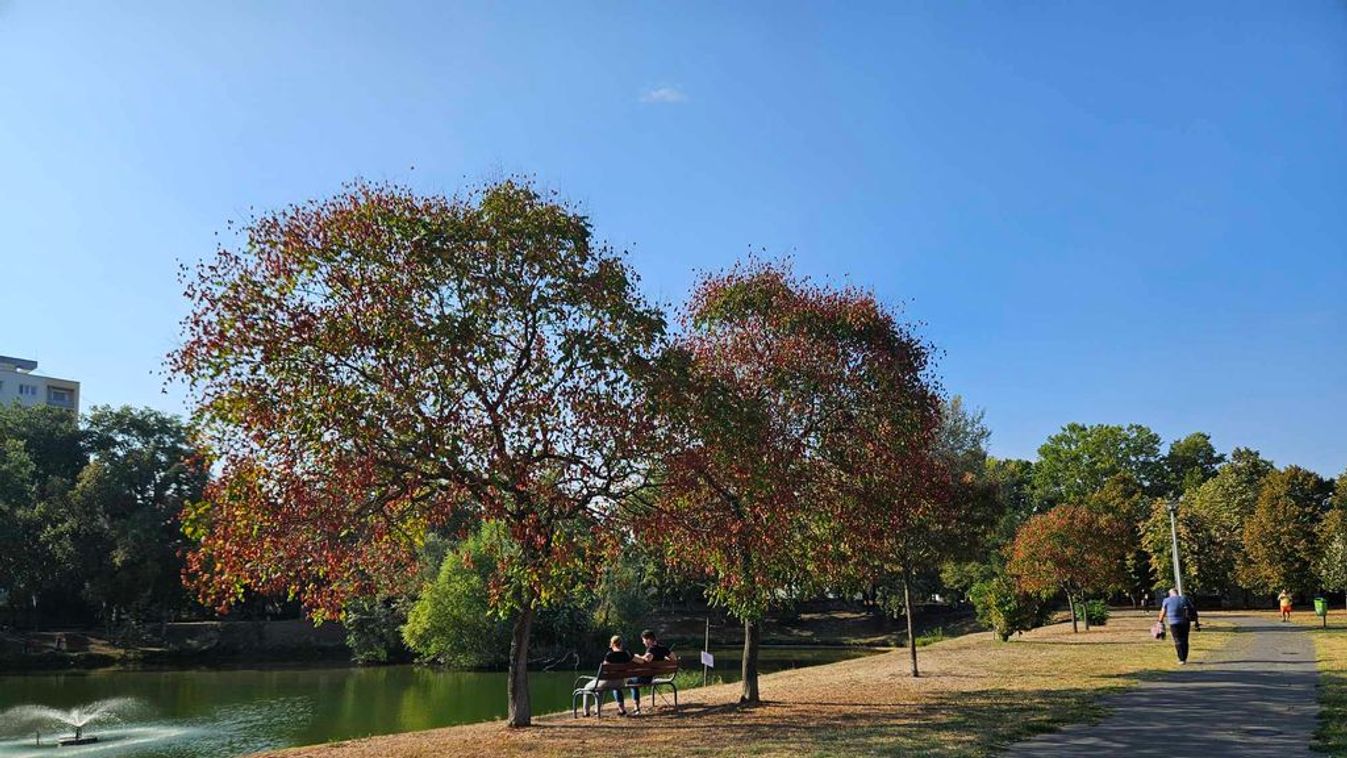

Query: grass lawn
(266, 611), (1229, 758)
(1289, 609), (1347, 755)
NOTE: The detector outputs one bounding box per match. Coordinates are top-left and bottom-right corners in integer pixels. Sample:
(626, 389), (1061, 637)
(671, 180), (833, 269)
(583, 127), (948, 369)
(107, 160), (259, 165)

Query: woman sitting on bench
(595, 634), (633, 716)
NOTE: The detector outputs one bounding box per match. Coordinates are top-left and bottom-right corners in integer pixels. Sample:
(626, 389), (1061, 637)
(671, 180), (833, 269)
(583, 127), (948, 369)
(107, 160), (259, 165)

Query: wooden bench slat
(592, 660), (678, 678)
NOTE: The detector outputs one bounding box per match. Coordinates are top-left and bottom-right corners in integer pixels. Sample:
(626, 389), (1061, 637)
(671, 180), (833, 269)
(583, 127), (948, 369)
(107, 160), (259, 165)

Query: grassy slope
(266, 612), (1229, 758)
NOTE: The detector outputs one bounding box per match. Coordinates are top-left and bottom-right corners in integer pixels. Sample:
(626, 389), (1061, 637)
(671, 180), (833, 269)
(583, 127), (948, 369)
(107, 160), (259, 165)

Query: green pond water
(0, 648), (869, 757)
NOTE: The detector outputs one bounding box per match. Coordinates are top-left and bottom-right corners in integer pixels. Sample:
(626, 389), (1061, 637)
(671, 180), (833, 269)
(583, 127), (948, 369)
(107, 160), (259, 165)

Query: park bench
(572, 658), (679, 717)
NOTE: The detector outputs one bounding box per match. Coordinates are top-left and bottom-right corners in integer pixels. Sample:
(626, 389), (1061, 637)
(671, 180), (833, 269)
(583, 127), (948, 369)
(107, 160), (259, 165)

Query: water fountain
(0, 698), (142, 749)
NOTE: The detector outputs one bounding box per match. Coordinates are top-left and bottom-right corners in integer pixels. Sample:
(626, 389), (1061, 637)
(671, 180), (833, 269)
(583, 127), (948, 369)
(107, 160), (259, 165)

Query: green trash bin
(1317, 597), (1328, 616)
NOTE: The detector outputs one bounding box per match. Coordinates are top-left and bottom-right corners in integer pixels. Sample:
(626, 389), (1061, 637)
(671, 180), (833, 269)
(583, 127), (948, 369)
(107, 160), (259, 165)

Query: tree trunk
(1082, 597), (1091, 631)
(740, 617), (760, 703)
(506, 596), (536, 727)
(903, 570), (919, 677)
(1067, 592), (1079, 634)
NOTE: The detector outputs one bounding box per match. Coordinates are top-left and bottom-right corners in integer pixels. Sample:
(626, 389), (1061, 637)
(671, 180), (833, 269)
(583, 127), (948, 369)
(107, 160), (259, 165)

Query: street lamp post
(1167, 499), (1185, 597)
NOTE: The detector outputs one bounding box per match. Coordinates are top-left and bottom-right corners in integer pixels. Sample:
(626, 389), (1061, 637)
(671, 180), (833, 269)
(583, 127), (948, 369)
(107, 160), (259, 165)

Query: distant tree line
(0, 404), (206, 638)
(954, 423), (1347, 641)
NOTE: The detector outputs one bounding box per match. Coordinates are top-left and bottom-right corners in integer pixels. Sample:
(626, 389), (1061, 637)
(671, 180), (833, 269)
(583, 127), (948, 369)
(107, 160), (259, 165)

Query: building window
(19, 384), (37, 397)
(47, 387), (72, 407)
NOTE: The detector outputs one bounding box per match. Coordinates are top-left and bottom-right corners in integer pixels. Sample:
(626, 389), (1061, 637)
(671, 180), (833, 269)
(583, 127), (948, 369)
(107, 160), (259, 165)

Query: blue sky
(1, 2), (1344, 475)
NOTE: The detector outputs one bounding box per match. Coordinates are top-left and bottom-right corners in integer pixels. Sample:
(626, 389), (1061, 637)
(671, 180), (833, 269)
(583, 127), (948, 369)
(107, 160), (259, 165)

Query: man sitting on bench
(628, 629), (677, 710)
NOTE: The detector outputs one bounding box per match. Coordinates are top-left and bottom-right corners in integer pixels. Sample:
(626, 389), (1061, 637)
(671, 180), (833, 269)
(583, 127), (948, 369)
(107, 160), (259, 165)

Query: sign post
(702, 617), (712, 686)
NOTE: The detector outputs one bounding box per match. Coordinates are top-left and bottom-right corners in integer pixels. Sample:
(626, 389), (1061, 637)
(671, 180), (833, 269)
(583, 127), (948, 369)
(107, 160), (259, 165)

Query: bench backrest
(593, 658), (679, 679)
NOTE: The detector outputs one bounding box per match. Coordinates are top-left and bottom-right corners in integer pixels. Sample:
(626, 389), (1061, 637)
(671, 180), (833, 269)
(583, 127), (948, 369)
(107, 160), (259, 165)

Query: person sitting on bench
(595, 634), (632, 716)
(628, 629), (677, 709)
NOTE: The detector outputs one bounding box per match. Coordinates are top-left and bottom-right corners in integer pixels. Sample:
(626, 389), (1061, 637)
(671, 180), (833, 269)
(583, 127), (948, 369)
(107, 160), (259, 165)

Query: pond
(0, 647), (872, 757)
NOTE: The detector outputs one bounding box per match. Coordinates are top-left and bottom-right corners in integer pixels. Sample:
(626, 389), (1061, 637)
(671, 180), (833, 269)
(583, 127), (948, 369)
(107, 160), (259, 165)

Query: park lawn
(1289, 609), (1347, 755)
(267, 612), (1229, 758)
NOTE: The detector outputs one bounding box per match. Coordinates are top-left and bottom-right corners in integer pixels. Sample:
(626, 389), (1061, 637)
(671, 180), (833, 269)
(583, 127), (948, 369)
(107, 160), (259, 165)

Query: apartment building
(0, 355), (79, 413)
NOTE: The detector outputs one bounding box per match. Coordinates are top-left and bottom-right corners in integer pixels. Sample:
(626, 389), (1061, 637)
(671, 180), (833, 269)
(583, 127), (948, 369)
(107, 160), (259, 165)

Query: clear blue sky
(2, 2), (1344, 475)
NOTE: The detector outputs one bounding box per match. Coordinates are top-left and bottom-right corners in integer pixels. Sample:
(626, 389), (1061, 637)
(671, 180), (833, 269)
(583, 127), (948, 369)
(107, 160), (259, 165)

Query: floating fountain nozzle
(57, 724), (100, 746)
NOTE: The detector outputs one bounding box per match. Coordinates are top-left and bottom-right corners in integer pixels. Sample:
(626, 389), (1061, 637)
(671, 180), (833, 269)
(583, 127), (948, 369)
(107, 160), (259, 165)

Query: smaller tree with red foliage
(643, 260), (918, 702)
(1006, 504), (1131, 633)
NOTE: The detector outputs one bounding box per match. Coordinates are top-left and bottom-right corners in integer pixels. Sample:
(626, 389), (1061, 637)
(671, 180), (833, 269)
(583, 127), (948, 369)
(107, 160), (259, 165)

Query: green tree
(1315, 509), (1347, 607)
(1332, 469), (1347, 511)
(985, 457), (1037, 547)
(1148, 449), (1272, 598)
(591, 543), (656, 633)
(970, 573), (1049, 642)
(1141, 494), (1218, 595)
(939, 456), (1034, 605)
(0, 404), (84, 622)
(935, 396), (990, 476)
(1239, 466), (1331, 597)
(403, 526), (512, 668)
(71, 407), (207, 627)
(1164, 432), (1224, 496)
(1085, 473), (1153, 600)
(0, 438), (39, 604)
(344, 596), (407, 664)
(1031, 423), (1164, 507)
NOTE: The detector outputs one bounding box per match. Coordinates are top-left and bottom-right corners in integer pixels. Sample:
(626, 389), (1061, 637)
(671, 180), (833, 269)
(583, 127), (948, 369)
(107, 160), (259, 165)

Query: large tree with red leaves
(643, 260), (937, 702)
(170, 179), (664, 726)
(1006, 503), (1131, 633)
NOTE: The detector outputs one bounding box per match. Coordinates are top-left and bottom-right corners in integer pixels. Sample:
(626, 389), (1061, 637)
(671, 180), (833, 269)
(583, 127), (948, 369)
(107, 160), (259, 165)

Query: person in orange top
(1278, 590), (1293, 622)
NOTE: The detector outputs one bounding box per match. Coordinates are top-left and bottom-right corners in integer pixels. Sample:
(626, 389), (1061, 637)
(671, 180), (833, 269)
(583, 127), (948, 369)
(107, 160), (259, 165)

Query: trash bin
(1316, 597), (1328, 616)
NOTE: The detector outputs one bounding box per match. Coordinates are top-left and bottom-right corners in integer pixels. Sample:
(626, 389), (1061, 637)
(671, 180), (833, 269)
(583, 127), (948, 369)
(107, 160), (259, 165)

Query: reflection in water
(0, 648), (868, 757)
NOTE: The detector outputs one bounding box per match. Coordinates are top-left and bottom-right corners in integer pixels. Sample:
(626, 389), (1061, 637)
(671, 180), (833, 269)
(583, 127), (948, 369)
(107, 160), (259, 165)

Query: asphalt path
(1005, 614), (1319, 757)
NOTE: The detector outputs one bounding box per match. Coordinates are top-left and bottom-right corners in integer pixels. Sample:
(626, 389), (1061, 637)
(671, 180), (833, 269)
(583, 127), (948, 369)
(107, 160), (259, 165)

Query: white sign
(700, 650), (714, 668)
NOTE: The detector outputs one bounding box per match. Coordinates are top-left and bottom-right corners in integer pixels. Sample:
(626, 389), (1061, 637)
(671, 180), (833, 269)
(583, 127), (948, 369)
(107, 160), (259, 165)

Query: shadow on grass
(539, 686), (1129, 757)
(1014, 639), (1158, 647)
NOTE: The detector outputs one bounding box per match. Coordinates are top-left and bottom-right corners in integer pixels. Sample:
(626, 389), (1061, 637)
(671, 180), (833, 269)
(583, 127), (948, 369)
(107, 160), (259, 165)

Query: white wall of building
(0, 356), (80, 414)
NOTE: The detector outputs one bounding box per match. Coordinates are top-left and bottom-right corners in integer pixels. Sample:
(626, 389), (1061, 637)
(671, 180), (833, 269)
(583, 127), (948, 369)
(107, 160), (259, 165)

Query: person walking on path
(1158, 588), (1199, 664)
(1279, 590), (1294, 622)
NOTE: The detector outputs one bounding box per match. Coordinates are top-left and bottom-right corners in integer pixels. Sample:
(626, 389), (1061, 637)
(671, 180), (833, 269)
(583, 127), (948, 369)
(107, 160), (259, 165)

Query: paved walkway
(1006, 615), (1319, 756)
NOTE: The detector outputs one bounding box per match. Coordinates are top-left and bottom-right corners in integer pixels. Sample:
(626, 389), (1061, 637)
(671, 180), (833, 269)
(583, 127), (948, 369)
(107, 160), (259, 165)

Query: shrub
(970, 575), (1048, 642)
(1072, 599), (1110, 626)
(915, 627), (946, 647)
(402, 527), (512, 668)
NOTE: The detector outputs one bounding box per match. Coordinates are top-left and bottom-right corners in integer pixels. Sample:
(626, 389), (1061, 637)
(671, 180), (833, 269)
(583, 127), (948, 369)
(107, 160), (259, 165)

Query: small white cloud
(640, 86), (688, 104)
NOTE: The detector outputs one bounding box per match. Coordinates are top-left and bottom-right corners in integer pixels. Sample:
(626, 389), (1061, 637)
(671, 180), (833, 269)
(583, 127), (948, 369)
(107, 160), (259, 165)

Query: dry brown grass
(264, 611), (1229, 758)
